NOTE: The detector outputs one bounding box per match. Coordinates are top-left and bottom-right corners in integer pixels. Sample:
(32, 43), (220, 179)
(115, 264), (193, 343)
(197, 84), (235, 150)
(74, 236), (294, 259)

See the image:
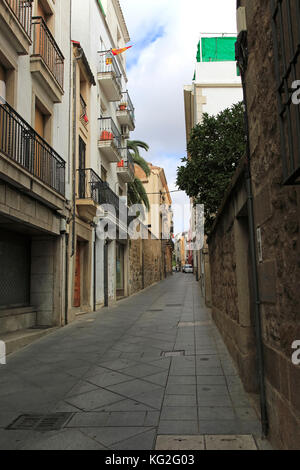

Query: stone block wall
(209, 0), (300, 449)
(242, 0), (300, 449)
(128, 232), (166, 296)
(209, 167), (258, 395)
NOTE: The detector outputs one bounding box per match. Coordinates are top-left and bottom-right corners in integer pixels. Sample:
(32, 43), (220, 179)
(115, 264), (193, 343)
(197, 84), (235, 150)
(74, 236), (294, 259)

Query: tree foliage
(127, 140), (150, 210)
(176, 102), (246, 233)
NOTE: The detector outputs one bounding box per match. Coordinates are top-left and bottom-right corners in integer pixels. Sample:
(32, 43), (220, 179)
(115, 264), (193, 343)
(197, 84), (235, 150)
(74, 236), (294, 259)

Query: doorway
(116, 243), (125, 298)
(73, 242), (81, 308)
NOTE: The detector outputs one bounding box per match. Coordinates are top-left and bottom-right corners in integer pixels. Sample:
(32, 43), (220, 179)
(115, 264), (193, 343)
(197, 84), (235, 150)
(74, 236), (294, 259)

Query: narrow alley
(0, 274), (269, 451)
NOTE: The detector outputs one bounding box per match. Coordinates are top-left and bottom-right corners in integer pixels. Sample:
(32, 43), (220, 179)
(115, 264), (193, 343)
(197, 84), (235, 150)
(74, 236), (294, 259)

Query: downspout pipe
(236, 28), (269, 438)
(71, 46), (84, 258)
(93, 228), (97, 312)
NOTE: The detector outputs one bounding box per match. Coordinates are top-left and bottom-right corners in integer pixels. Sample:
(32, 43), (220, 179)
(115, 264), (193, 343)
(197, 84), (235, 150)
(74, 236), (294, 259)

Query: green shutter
(196, 41), (201, 62)
(98, 0), (106, 16)
(200, 37), (236, 62)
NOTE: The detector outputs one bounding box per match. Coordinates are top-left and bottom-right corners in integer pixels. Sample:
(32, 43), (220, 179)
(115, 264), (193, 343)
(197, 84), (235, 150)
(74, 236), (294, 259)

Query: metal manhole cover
(7, 413), (73, 432)
(161, 350), (185, 357)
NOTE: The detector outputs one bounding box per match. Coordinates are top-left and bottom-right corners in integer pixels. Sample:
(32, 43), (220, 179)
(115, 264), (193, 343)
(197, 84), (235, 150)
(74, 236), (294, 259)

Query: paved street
(0, 274), (270, 450)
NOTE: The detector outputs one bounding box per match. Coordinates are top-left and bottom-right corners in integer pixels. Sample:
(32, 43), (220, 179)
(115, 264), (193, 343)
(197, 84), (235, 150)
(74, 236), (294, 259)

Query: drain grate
(161, 350), (185, 357)
(7, 413), (73, 432)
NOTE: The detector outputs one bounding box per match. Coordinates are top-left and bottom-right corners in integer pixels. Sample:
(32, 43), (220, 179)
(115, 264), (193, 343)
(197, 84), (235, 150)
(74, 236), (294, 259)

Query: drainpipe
(236, 24), (269, 437)
(64, 233), (69, 325)
(104, 239), (112, 307)
(93, 228), (97, 311)
(71, 46), (84, 258)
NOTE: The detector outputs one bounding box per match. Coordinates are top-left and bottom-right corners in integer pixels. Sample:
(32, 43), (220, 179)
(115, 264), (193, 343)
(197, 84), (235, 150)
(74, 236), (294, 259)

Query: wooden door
(73, 243), (81, 307)
(34, 105), (45, 179)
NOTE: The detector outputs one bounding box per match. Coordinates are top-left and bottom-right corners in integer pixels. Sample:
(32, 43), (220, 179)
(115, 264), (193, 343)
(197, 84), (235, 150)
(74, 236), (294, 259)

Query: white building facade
(0, 0), (72, 349)
(68, 0), (135, 318)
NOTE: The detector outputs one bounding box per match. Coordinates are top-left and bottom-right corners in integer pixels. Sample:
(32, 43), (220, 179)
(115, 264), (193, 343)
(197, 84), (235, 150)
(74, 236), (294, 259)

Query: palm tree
(127, 140), (151, 210)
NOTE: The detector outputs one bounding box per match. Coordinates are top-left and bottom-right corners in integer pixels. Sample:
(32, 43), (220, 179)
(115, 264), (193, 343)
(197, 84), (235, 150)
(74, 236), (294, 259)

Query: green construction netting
(197, 37), (237, 62)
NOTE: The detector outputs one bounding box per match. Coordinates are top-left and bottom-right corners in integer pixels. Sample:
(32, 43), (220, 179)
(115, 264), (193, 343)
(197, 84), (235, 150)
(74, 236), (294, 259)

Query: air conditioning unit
(121, 125), (130, 139)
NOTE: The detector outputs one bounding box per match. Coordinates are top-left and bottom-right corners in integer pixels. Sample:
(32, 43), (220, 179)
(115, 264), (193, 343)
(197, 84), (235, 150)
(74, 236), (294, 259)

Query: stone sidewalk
(0, 274), (272, 450)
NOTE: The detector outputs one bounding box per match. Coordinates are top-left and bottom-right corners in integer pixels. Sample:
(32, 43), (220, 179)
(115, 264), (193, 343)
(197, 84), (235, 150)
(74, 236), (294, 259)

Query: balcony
(30, 16), (64, 103)
(80, 95), (88, 129)
(0, 99), (65, 208)
(76, 168), (103, 223)
(98, 117), (122, 163)
(76, 168), (124, 224)
(116, 91), (135, 131)
(117, 148), (135, 183)
(97, 51), (122, 102)
(0, 0), (33, 55)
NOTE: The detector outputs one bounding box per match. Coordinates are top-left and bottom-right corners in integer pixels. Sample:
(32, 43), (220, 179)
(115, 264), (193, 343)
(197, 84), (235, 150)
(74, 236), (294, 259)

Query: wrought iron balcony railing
(80, 95), (88, 127)
(118, 91), (135, 123)
(120, 147), (135, 175)
(77, 168), (122, 218)
(98, 51), (122, 90)
(77, 168), (104, 203)
(98, 117), (122, 149)
(0, 98), (65, 195)
(31, 16), (64, 90)
(5, 0), (33, 40)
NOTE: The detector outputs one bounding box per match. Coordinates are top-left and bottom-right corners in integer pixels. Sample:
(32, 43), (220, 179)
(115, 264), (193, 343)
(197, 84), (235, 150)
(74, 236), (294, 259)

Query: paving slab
(156, 435), (205, 450)
(205, 434), (257, 450)
(0, 273), (269, 450)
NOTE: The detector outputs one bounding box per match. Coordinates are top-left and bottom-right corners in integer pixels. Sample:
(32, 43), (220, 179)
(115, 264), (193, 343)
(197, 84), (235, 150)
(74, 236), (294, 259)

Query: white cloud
(121, 0), (237, 233)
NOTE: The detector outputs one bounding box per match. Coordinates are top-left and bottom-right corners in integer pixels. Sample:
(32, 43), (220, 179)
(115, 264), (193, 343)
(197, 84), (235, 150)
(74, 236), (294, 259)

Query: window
(271, 0), (300, 184)
(0, 63), (6, 100)
(34, 99), (51, 143)
(0, 58), (16, 106)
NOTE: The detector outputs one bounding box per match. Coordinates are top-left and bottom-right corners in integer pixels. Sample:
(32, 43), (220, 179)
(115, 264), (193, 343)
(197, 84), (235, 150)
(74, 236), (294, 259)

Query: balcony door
(0, 63), (6, 101)
(78, 137), (86, 199)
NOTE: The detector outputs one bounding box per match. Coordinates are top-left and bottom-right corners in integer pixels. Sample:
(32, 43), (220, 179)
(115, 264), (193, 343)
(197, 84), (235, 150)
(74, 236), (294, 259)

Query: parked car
(182, 264), (193, 273)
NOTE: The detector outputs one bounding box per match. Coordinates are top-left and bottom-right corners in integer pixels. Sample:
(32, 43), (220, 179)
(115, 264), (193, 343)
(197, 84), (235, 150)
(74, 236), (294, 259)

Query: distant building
(183, 34), (243, 304)
(135, 163), (174, 276)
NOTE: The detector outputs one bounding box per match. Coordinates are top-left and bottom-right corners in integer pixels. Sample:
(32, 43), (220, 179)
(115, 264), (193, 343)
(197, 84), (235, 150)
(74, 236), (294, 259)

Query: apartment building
(184, 34), (243, 304)
(0, 0), (71, 351)
(68, 0), (135, 316)
(135, 163), (174, 277)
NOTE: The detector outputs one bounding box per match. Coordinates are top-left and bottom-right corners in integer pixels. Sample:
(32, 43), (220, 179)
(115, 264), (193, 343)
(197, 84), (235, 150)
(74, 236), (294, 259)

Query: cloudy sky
(120, 0), (237, 234)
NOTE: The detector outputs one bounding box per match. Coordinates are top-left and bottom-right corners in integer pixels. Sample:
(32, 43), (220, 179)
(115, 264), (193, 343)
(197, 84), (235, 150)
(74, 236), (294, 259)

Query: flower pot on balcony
(119, 103), (127, 111)
(100, 130), (114, 140)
